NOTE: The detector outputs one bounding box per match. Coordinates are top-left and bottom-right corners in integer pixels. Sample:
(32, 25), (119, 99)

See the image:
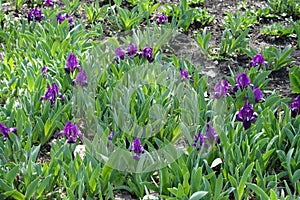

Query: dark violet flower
(157, 14), (168, 24)
(0, 123), (17, 141)
(73, 70), (88, 87)
(250, 53), (268, 68)
(214, 80), (229, 99)
(180, 69), (194, 82)
(291, 95), (300, 118)
(236, 102), (257, 130)
(115, 47), (125, 60)
(56, 13), (65, 23)
(205, 124), (219, 145)
(40, 83), (64, 106)
(253, 87), (263, 103)
(65, 14), (73, 26)
(192, 132), (205, 150)
(42, 65), (47, 78)
(28, 8), (43, 22)
(65, 53), (81, 73)
(108, 130), (114, 141)
(232, 72), (251, 93)
(56, 13), (73, 26)
(141, 45), (154, 62)
(126, 42), (138, 56)
(130, 138), (144, 161)
(56, 121), (82, 143)
(44, 0), (54, 7)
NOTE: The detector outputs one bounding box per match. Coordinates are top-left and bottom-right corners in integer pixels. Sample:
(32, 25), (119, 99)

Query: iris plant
(73, 70), (88, 87)
(130, 138), (144, 160)
(236, 102), (257, 130)
(56, 121), (82, 143)
(141, 45), (154, 62)
(214, 80), (229, 99)
(65, 53), (81, 73)
(108, 130), (114, 141)
(44, 0), (54, 7)
(42, 65), (47, 78)
(157, 14), (168, 24)
(126, 42), (138, 56)
(40, 83), (64, 106)
(28, 8), (43, 22)
(0, 123), (17, 141)
(180, 69), (194, 82)
(193, 124), (219, 150)
(250, 53), (268, 68)
(291, 95), (300, 118)
(232, 72), (251, 93)
(56, 13), (73, 26)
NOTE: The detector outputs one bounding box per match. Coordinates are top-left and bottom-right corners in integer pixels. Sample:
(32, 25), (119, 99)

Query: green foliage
(84, 1), (109, 24)
(291, 20), (300, 48)
(260, 23), (294, 36)
(289, 66), (300, 93)
(266, 0), (300, 17)
(195, 27), (211, 55)
(262, 45), (294, 71)
(163, 0), (213, 31)
(1, 0), (300, 199)
(220, 28), (250, 56)
(223, 11), (257, 37)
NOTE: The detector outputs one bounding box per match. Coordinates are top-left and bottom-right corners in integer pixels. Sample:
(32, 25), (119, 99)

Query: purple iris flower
(0, 123), (17, 141)
(28, 8), (43, 22)
(42, 65), (47, 78)
(180, 69), (194, 82)
(65, 14), (73, 26)
(291, 95), (300, 118)
(193, 124), (219, 150)
(56, 121), (82, 143)
(130, 138), (144, 160)
(214, 80), (229, 99)
(192, 132), (205, 150)
(126, 42), (138, 56)
(115, 47), (125, 60)
(108, 130), (114, 141)
(141, 45), (154, 62)
(157, 14), (168, 24)
(73, 70), (88, 87)
(205, 124), (219, 145)
(44, 0), (54, 7)
(232, 72), (251, 93)
(236, 102), (257, 130)
(250, 53), (268, 68)
(56, 13), (65, 23)
(40, 83), (64, 106)
(253, 87), (263, 103)
(56, 13), (73, 26)
(65, 53), (81, 73)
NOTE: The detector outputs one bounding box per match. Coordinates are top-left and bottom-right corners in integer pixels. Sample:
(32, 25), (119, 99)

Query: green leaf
(269, 189), (278, 200)
(214, 174), (223, 198)
(36, 175), (51, 199)
(4, 190), (25, 200)
(189, 191), (208, 200)
(289, 66), (300, 94)
(246, 183), (268, 199)
(237, 162), (254, 200)
(25, 177), (39, 199)
(0, 179), (13, 192)
(159, 167), (170, 194)
(5, 165), (19, 184)
(292, 169), (300, 184)
(89, 165), (101, 193)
